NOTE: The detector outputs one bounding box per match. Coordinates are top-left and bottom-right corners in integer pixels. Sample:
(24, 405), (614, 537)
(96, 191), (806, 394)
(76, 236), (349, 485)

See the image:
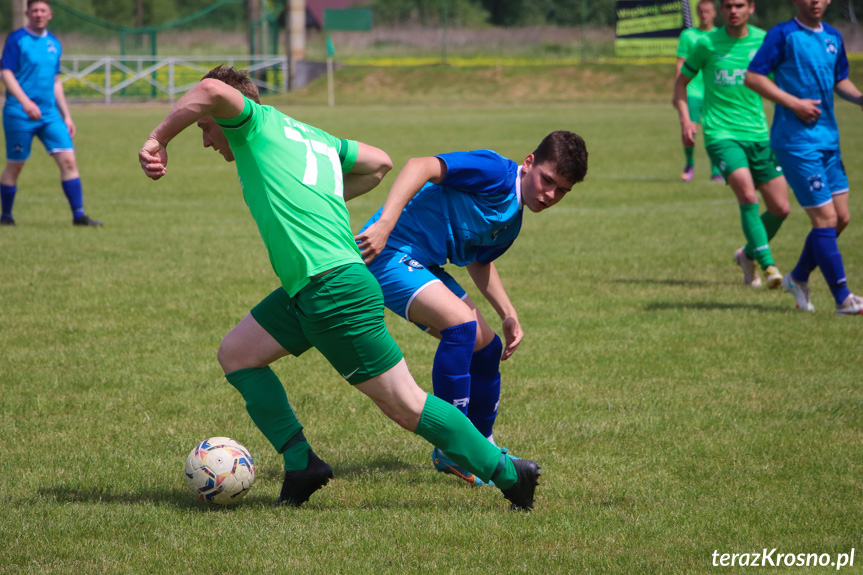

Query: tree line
(0, 0), (860, 32)
(370, 0), (862, 27)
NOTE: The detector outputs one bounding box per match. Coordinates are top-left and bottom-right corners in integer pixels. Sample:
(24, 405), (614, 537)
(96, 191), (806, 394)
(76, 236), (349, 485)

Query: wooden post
(248, 0), (260, 57)
(287, 0), (305, 89)
(12, 0), (27, 30)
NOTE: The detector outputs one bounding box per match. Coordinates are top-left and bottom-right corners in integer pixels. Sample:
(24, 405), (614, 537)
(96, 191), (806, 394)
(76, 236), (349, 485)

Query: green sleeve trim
(215, 96), (253, 130)
(339, 139), (359, 173)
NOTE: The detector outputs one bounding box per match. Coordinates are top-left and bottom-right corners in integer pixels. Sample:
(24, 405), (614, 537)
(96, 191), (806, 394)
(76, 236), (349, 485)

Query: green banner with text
(615, 0), (691, 56)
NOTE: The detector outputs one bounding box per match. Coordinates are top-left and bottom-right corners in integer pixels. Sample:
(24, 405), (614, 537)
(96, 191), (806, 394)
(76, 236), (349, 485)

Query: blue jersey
(1, 27), (63, 121)
(362, 149), (524, 267)
(748, 18), (849, 151)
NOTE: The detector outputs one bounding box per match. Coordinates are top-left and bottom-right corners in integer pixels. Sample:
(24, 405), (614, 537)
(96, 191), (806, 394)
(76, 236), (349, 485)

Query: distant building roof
(306, 0), (359, 29)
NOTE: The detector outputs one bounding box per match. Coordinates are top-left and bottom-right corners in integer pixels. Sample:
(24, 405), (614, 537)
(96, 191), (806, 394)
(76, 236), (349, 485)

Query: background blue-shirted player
(746, 0), (863, 315)
(356, 131), (588, 485)
(0, 0), (100, 227)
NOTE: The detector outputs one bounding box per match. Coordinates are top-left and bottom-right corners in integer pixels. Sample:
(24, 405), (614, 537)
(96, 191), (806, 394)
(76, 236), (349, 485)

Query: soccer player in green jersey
(138, 66), (541, 510)
(674, 0), (790, 289)
(674, 0), (723, 182)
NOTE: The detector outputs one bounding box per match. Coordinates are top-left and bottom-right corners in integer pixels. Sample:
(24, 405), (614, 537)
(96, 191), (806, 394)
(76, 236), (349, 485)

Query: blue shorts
(366, 247), (467, 332)
(774, 148), (848, 209)
(3, 112), (74, 162)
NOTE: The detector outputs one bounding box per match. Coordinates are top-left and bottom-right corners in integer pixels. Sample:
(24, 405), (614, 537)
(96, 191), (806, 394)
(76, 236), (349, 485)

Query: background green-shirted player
(137, 66), (541, 510)
(674, 0), (790, 289)
(674, 0), (723, 183)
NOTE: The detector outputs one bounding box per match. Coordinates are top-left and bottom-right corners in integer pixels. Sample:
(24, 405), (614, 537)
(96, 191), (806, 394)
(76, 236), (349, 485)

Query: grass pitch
(1, 74), (862, 574)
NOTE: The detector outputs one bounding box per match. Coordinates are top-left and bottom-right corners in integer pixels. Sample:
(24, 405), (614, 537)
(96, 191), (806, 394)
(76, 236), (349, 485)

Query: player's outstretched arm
(1, 69), (40, 121)
(343, 142), (392, 202)
(745, 71), (822, 124)
(466, 261), (523, 361)
(835, 78), (863, 110)
(355, 156), (445, 264)
(673, 74), (697, 147)
(139, 79), (245, 180)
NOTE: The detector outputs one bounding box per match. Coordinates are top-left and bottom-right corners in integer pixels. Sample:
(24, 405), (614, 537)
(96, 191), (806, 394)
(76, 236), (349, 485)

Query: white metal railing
(60, 55), (289, 103)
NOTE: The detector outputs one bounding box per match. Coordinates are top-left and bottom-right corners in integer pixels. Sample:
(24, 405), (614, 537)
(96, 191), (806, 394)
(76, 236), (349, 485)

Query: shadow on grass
(611, 278), (722, 287)
(645, 301), (793, 313)
(598, 175), (685, 183)
(334, 456), (417, 479)
(253, 455), (416, 483)
(37, 485), (273, 510)
(37, 476), (503, 512)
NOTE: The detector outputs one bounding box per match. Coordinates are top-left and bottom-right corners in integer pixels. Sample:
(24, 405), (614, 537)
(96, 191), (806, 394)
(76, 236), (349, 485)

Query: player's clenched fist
(139, 137), (168, 180)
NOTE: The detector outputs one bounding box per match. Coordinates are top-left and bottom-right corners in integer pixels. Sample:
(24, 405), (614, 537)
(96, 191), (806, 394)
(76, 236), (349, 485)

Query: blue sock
(432, 321), (477, 416)
(467, 334), (502, 439)
(61, 178), (85, 219)
(1, 184), (16, 218)
(791, 230), (818, 284)
(808, 227), (851, 305)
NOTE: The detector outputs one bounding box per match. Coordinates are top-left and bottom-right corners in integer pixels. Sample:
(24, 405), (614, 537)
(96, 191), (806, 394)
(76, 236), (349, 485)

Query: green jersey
(216, 97), (361, 297)
(676, 26), (714, 99)
(681, 26), (769, 146)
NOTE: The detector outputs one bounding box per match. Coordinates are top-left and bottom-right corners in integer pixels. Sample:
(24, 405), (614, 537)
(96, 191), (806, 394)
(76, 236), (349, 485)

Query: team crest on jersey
(47, 40), (58, 54)
(398, 254), (424, 271)
(825, 38), (837, 54)
(808, 174), (824, 193)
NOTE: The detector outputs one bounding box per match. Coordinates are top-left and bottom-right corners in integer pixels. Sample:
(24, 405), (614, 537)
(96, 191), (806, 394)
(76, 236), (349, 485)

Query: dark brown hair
(202, 65), (260, 104)
(533, 131), (588, 184)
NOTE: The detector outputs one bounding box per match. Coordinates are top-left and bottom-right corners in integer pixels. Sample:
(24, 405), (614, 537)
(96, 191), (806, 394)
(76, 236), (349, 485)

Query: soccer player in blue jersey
(139, 66), (542, 510)
(0, 0), (100, 227)
(746, 0), (863, 315)
(356, 131), (588, 485)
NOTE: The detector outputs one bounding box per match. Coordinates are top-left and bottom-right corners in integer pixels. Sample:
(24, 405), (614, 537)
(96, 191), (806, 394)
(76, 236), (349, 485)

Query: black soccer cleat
(0, 216), (15, 226)
(500, 458), (541, 511)
(276, 450), (334, 507)
(73, 214), (102, 227)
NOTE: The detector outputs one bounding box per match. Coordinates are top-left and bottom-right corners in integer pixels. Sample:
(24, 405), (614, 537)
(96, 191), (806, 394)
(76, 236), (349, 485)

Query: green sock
(684, 146), (694, 167)
(739, 203), (774, 268)
(225, 367), (310, 471)
(414, 394), (517, 490)
(761, 211), (786, 242)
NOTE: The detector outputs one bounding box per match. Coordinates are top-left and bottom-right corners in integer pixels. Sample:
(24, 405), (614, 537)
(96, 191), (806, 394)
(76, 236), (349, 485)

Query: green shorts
(706, 140), (783, 187)
(251, 262), (403, 385)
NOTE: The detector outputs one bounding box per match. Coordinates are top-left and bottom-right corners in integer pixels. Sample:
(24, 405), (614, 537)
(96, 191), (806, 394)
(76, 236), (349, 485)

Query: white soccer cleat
(734, 248), (762, 287)
(782, 273), (815, 312)
(836, 293), (863, 316)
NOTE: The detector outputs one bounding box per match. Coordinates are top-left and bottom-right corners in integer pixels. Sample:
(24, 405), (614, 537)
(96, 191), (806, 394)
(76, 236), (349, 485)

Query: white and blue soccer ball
(184, 437), (255, 505)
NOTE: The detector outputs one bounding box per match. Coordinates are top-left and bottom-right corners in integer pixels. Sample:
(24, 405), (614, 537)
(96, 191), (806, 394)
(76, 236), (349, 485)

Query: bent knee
(218, 333), (247, 374)
(837, 214), (850, 235)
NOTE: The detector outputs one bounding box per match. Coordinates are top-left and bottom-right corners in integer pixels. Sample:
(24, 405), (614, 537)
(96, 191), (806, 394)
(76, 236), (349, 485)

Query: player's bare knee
(772, 204), (790, 219)
(2, 162), (25, 183)
(837, 213), (850, 236)
(217, 333), (244, 374)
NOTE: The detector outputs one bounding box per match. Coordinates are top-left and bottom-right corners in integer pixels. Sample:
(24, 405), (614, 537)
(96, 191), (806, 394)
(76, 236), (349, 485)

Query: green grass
(1, 75), (863, 574)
